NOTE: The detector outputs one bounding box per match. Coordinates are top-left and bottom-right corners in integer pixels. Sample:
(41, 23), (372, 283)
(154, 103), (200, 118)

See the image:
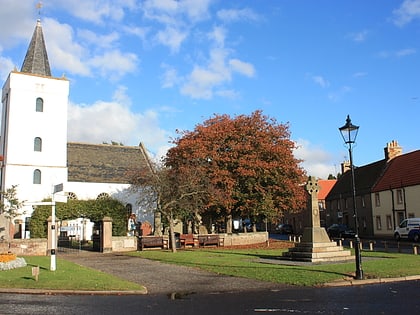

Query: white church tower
(0, 19), (69, 235)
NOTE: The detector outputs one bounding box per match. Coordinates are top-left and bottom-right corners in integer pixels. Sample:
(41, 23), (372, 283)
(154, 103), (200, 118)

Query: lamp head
(339, 115), (359, 144)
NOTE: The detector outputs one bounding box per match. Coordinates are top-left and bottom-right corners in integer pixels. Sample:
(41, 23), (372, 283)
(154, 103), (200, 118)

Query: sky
(0, 0), (419, 179)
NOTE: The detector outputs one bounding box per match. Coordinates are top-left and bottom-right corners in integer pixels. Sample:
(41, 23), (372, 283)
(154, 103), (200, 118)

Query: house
(371, 149), (420, 238)
(283, 179), (337, 235)
(0, 19), (152, 241)
(325, 140), (403, 238)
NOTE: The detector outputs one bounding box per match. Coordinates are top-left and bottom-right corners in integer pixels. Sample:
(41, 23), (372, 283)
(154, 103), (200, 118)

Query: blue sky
(1, 0), (419, 179)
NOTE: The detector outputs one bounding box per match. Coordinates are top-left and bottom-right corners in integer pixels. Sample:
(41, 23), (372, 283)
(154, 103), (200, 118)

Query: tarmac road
(62, 251), (287, 294)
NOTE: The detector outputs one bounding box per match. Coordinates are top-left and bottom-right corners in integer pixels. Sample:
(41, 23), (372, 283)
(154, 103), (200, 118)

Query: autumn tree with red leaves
(166, 110), (307, 233)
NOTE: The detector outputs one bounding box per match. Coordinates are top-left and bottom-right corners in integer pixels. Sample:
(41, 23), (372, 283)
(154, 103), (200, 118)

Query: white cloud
(396, 48), (416, 57)
(77, 30), (120, 49)
(217, 8), (260, 23)
(179, 26), (255, 99)
(155, 27), (188, 53)
(327, 86), (352, 102)
(349, 30), (369, 42)
(294, 139), (337, 179)
(229, 59), (255, 77)
(0, 52), (15, 81)
(312, 75), (330, 88)
(67, 87), (171, 157)
(393, 0), (420, 27)
(89, 50), (138, 79)
(54, 0), (136, 24)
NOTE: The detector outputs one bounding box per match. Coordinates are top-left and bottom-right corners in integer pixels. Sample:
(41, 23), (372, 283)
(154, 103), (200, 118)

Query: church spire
(20, 19), (52, 77)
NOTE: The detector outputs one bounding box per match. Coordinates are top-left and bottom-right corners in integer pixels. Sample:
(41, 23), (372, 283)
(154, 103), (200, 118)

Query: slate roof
(326, 159), (387, 201)
(20, 20), (51, 77)
(67, 142), (151, 184)
(372, 150), (420, 192)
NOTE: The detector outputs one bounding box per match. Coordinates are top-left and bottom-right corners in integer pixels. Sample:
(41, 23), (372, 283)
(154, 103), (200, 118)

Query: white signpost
(24, 183), (67, 271)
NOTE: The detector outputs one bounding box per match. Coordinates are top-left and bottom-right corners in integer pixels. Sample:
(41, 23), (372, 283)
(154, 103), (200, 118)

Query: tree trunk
(168, 211), (177, 253)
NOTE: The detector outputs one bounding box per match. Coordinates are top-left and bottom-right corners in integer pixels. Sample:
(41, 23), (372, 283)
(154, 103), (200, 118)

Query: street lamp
(339, 115), (363, 280)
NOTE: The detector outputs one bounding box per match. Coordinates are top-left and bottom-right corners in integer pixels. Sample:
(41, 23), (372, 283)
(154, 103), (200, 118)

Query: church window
(33, 169), (41, 184)
(67, 192), (77, 200)
(34, 137), (42, 152)
(36, 97), (44, 112)
(97, 193), (110, 200)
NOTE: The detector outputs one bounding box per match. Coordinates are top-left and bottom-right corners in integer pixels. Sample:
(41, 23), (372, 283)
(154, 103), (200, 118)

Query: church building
(0, 19), (152, 240)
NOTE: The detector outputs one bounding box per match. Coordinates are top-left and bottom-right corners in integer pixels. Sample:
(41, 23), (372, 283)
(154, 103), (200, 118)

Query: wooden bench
(198, 234), (224, 247)
(138, 236), (168, 250)
(180, 234), (198, 248)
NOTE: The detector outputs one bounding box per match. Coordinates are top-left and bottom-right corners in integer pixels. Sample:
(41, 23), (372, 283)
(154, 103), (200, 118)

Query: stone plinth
(282, 176), (353, 263)
(282, 241), (353, 263)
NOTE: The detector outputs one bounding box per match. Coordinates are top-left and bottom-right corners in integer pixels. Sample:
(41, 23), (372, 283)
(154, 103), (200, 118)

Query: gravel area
(62, 251), (287, 295)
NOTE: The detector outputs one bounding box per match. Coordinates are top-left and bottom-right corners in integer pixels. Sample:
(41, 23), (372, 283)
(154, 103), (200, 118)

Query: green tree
(0, 185), (24, 240)
(30, 199), (127, 238)
(166, 110), (307, 233)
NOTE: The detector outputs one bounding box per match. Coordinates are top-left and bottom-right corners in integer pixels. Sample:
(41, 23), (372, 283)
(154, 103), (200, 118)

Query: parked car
(394, 218), (420, 242)
(326, 224), (355, 238)
(275, 224), (293, 235)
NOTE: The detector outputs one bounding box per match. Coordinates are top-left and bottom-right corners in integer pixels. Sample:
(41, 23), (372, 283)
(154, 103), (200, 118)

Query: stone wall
(220, 231), (269, 246)
(0, 239), (48, 256)
(112, 236), (138, 252)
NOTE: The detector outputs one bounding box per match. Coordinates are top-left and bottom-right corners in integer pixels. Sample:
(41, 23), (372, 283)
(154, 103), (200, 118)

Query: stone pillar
(154, 211), (162, 236)
(301, 176), (331, 243)
(101, 216), (113, 253)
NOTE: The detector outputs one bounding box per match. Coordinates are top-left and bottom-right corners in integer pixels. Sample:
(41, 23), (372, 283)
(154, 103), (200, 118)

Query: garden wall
(1, 239), (48, 256)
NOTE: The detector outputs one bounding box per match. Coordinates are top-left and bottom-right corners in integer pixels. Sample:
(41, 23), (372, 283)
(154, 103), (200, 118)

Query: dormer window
(36, 97), (43, 112)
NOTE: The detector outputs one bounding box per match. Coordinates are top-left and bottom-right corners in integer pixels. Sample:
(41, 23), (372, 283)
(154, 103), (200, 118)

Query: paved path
(62, 252), (286, 295)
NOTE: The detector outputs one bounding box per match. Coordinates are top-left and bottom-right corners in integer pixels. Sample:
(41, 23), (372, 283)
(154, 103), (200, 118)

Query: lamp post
(339, 115), (363, 280)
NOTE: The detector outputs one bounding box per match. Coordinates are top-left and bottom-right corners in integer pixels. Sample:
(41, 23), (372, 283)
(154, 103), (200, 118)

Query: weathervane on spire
(36, 1), (43, 18)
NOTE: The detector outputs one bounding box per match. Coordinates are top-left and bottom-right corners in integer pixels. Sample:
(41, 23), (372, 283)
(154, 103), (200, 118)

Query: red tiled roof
(372, 150), (420, 192)
(317, 179), (336, 200)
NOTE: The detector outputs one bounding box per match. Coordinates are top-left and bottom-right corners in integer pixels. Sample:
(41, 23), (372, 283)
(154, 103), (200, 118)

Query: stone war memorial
(282, 176), (353, 262)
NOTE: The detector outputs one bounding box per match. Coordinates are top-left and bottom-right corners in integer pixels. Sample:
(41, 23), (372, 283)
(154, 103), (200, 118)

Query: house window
(396, 189), (403, 204)
(33, 169), (41, 184)
(34, 137), (42, 152)
(337, 199), (341, 210)
(375, 193), (380, 207)
(386, 215), (392, 230)
(376, 216), (382, 230)
(36, 97), (43, 112)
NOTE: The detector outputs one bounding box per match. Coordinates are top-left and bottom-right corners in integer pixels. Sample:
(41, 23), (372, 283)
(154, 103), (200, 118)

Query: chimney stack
(384, 140), (402, 161)
(341, 160), (351, 174)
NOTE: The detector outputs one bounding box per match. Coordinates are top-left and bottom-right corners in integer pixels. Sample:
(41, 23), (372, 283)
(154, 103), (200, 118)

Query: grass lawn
(128, 248), (420, 286)
(0, 256), (145, 292)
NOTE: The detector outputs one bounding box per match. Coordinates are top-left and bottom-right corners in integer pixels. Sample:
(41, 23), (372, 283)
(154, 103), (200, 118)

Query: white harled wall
(1, 71), (69, 214)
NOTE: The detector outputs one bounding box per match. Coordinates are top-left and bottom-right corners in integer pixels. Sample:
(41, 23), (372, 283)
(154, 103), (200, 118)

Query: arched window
(34, 137), (42, 152)
(67, 192), (78, 200)
(36, 97), (43, 112)
(97, 193), (110, 200)
(126, 203), (133, 217)
(33, 169), (41, 184)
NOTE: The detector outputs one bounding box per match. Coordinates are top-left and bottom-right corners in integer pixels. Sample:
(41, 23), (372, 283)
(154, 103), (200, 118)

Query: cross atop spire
(20, 19), (51, 77)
